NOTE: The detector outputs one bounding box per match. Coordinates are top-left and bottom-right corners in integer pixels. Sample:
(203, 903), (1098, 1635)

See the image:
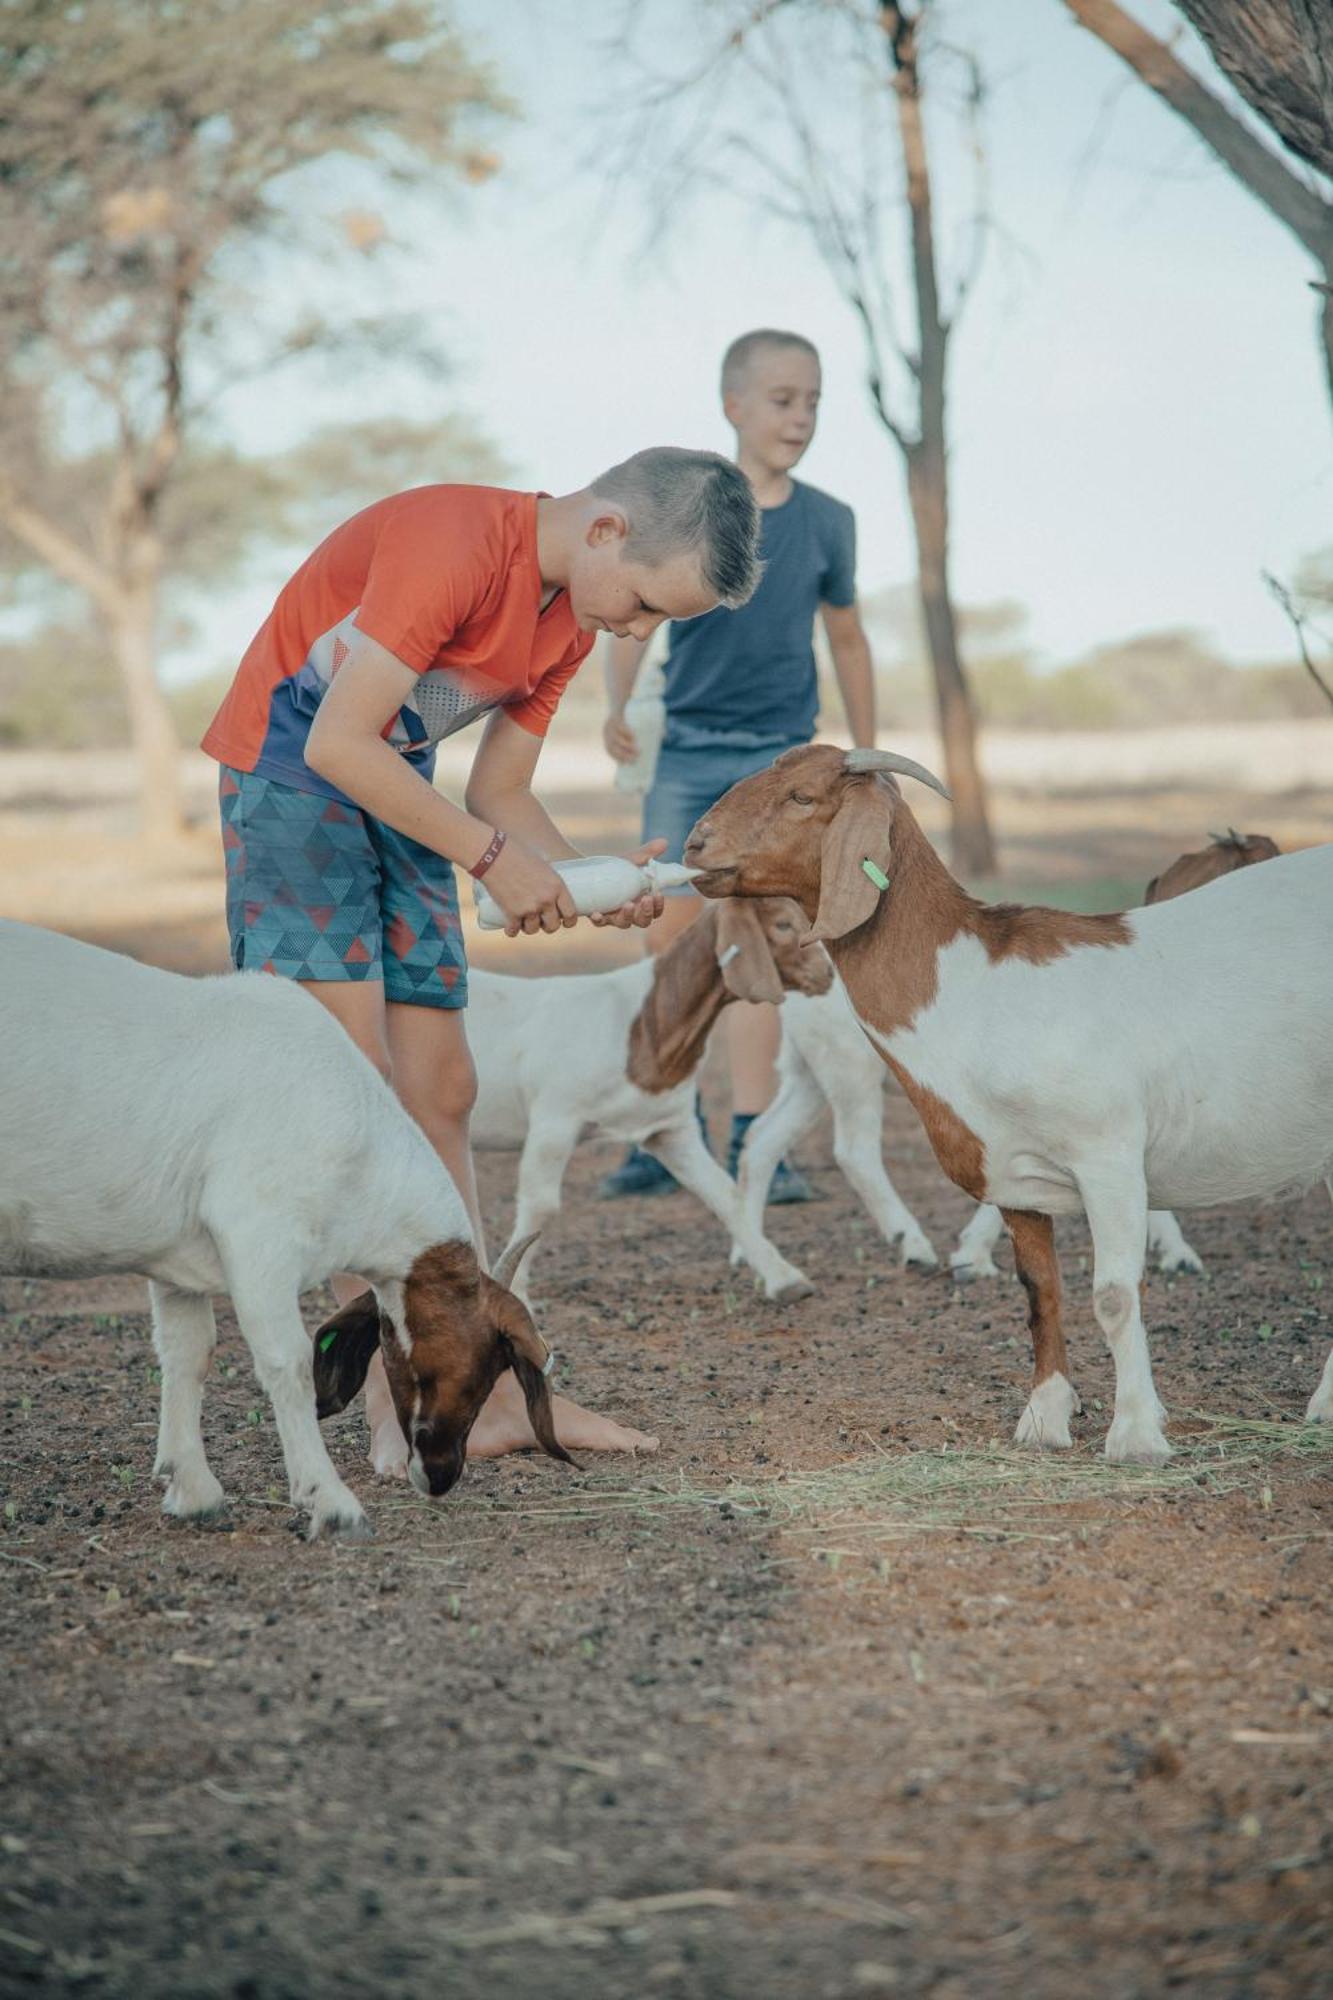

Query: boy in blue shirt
(602, 329), (878, 1197)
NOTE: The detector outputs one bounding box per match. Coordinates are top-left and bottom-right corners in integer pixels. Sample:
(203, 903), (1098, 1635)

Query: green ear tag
(861, 858), (890, 892)
(318, 1328), (339, 1353)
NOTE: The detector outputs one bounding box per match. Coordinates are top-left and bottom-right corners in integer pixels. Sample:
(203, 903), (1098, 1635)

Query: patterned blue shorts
(219, 767), (467, 1009)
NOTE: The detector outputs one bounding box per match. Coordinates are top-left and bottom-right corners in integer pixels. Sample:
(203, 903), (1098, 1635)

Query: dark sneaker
(597, 1146), (680, 1198)
(729, 1112), (818, 1204)
(767, 1158), (817, 1205)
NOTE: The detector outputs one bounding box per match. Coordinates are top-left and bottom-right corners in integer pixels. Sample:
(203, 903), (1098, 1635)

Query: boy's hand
(603, 711), (640, 765)
(484, 839), (579, 936)
(589, 838), (669, 931)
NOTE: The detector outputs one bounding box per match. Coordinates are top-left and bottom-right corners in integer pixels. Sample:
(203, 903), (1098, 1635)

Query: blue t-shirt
(661, 478), (856, 744)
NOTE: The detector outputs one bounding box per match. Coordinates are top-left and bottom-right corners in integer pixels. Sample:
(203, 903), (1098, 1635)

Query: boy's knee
(403, 1053), (478, 1130)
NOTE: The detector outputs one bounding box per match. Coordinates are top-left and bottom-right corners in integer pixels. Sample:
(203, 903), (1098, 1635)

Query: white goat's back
(0, 921), (459, 1286)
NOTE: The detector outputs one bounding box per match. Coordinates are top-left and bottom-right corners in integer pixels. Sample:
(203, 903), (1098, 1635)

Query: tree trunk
(1171, 0), (1333, 177)
(905, 442), (994, 875)
(884, 1), (997, 877)
(108, 547), (186, 841)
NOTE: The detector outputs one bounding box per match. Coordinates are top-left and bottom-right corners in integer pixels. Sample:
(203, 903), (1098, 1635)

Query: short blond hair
(720, 329), (821, 398)
(591, 446), (762, 609)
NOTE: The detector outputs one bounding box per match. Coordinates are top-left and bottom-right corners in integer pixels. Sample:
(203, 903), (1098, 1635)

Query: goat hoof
(1104, 1418), (1171, 1467)
(1013, 1418), (1073, 1452)
(1014, 1374), (1078, 1451)
(161, 1474), (227, 1520)
(310, 1508), (374, 1543)
(950, 1256), (998, 1285)
(901, 1239), (939, 1271)
(1302, 1395), (1329, 1425)
(368, 1437), (410, 1481)
(769, 1275), (815, 1305)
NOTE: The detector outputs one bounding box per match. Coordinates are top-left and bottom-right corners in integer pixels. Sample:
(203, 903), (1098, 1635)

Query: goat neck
(627, 908), (731, 1093)
(830, 797), (1132, 1041)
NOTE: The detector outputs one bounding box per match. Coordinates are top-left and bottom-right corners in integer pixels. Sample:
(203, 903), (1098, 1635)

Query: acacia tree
(1172, 2), (1333, 175)
(1063, 1), (1333, 414)
(614, 0), (996, 873)
(0, 412), (508, 747)
(0, 0), (504, 836)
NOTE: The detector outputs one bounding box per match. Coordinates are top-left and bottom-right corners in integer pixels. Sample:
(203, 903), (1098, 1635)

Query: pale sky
(209, 0), (1331, 681)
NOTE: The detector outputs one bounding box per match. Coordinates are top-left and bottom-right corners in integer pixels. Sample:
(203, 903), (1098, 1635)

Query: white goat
(685, 746), (1333, 1463)
(0, 920), (565, 1538)
(731, 975), (939, 1269)
(470, 899), (829, 1306)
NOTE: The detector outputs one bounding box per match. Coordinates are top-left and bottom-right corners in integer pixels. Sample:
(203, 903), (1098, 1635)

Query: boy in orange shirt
(203, 448), (761, 1468)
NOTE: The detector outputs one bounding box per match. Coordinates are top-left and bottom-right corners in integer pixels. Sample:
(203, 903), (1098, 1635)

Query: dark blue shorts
(219, 767), (467, 1009)
(642, 732), (809, 893)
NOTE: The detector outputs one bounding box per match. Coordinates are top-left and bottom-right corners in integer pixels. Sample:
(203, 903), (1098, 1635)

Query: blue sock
(728, 1111), (756, 1178)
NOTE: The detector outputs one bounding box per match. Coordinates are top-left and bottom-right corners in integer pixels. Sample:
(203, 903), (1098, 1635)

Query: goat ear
(311, 1290), (383, 1418)
(1143, 873), (1161, 905)
(716, 900), (784, 1004)
(805, 779), (894, 945)
(482, 1278), (577, 1469)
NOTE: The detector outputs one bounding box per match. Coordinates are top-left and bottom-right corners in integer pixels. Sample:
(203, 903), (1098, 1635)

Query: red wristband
(468, 827), (507, 880)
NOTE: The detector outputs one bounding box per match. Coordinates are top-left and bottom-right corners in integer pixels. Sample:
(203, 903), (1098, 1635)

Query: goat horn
(844, 748), (952, 801)
(491, 1231), (540, 1291)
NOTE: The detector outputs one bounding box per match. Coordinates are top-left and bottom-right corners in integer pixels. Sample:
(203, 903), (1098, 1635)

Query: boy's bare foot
(467, 1368), (659, 1460)
(365, 1355), (655, 1469)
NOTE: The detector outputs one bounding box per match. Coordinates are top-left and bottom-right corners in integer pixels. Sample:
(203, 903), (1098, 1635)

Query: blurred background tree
(856, 567), (1332, 730)
(1062, 1), (1333, 414)
(0, 0), (506, 835)
(1172, 1), (1333, 177)
(0, 414), (507, 753)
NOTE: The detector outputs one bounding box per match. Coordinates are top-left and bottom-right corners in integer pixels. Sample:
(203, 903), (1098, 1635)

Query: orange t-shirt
(201, 485), (592, 801)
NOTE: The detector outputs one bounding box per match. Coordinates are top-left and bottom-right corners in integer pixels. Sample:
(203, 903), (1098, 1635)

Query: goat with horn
(684, 745), (1333, 1462)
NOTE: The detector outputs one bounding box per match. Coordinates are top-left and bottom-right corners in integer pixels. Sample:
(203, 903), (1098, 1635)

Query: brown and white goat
(952, 825), (1283, 1282)
(467, 898), (832, 1305)
(685, 747), (1333, 1461)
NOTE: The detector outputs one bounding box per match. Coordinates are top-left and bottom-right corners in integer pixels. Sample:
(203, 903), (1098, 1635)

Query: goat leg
(1003, 1208), (1081, 1451)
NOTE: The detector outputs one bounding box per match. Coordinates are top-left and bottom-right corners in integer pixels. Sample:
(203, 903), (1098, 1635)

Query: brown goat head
(312, 1236), (573, 1498)
(1144, 830), (1281, 906)
(715, 897), (835, 1002)
(684, 744), (949, 946)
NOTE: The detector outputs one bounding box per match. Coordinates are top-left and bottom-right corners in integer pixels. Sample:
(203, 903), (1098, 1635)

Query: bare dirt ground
(1, 749), (1330, 1998)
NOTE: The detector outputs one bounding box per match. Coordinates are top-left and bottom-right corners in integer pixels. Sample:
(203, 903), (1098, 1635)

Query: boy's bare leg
(386, 1001), (487, 1251)
(387, 1002), (657, 1461)
(300, 981), (409, 1472)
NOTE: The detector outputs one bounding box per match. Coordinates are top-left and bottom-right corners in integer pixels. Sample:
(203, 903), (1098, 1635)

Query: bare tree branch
(1063, 0), (1333, 412)
(0, 486), (119, 615)
(1064, 0), (1332, 255)
(1264, 569), (1333, 710)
